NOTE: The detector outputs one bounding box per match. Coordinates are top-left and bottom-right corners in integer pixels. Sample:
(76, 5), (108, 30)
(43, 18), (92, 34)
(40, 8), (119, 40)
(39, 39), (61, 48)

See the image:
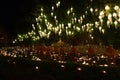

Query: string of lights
(13, 1), (120, 44)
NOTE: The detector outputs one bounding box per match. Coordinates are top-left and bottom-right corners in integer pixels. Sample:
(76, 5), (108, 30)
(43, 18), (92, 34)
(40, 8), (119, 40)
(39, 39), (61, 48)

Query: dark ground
(0, 56), (120, 80)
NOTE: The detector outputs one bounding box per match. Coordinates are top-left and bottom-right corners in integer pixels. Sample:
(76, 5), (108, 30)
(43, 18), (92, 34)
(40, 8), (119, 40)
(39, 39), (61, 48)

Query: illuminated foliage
(13, 0), (120, 45)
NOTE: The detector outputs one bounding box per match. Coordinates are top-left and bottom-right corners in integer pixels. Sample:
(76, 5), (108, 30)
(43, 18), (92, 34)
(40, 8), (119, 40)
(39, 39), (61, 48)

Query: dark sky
(0, 0), (35, 36)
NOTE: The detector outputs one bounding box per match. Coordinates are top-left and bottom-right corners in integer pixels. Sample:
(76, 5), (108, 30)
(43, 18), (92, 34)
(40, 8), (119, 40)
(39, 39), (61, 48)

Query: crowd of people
(0, 45), (120, 67)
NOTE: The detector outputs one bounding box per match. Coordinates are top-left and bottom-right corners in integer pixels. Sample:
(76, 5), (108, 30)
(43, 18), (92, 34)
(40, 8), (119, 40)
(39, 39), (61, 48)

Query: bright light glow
(90, 8), (93, 12)
(71, 7), (73, 12)
(99, 27), (102, 31)
(102, 70), (107, 74)
(100, 11), (104, 16)
(52, 6), (54, 11)
(95, 9), (98, 12)
(14, 1), (120, 44)
(35, 66), (39, 69)
(105, 5), (110, 11)
(67, 10), (70, 15)
(114, 5), (119, 10)
(41, 8), (43, 12)
(61, 65), (65, 68)
(113, 12), (117, 18)
(107, 20), (110, 26)
(108, 14), (112, 20)
(56, 1), (60, 7)
(118, 18), (120, 22)
(51, 12), (54, 16)
(101, 29), (105, 34)
(77, 67), (82, 71)
(99, 16), (102, 19)
(114, 21), (118, 26)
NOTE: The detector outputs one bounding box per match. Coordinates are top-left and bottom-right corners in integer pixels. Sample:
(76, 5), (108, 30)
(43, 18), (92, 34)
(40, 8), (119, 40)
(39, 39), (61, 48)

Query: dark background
(0, 0), (35, 35)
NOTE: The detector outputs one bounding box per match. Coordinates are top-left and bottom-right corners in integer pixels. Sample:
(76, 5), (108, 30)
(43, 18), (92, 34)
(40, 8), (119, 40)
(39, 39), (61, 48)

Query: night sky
(0, 0), (35, 36)
(0, 0), (59, 36)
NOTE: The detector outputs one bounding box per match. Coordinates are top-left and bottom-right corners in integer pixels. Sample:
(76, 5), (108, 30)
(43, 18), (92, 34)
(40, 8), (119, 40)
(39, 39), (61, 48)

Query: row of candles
(0, 45), (119, 67)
